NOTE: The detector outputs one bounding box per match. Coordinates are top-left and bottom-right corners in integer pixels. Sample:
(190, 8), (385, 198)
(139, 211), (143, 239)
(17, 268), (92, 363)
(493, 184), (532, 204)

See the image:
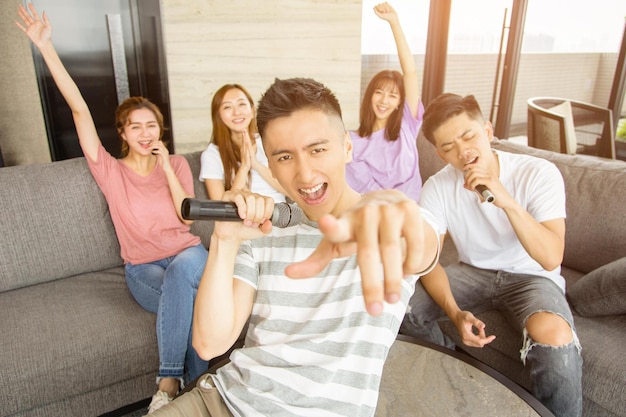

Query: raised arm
(16, 3), (100, 162)
(375, 2), (420, 117)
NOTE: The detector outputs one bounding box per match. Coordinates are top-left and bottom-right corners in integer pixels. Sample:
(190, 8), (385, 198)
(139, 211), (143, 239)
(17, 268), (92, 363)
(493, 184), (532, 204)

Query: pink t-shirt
(86, 144), (200, 264)
(346, 100), (424, 201)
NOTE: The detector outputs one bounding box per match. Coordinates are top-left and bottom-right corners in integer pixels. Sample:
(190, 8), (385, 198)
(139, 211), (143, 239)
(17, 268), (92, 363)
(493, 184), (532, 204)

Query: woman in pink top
(17, 4), (207, 413)
(346, 2), (424, 201)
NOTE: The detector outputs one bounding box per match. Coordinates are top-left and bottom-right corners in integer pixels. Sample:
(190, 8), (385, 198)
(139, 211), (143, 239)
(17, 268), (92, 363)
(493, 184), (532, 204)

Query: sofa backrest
(0, 152), (216, 293)
(183, 151), (215, 248)
(0, 157), (123, 292)
(417, 130), (446, 183)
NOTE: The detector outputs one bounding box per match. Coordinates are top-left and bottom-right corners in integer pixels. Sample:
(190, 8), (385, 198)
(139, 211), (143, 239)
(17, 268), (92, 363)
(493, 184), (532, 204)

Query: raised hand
(16, 3), (51, 49)
(373, 2), (399, 24)
(15, 2), (101, 162)
(150, 140), (172, 169)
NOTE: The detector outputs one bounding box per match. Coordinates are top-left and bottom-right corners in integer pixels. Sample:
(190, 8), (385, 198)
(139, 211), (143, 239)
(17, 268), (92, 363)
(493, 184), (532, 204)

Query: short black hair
(422, 93), (484, 145)
(256, 78), (344, 138)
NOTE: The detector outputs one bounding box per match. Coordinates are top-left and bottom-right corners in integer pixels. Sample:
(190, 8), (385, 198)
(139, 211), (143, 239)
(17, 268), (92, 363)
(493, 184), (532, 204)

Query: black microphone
(181, 198), (302, 228)
(476, 185), (495, 203)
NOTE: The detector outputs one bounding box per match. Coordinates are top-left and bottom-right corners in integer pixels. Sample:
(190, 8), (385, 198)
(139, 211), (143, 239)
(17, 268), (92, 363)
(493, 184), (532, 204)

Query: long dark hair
(357, 70), (405, 141)
(210, 84), (258, 191)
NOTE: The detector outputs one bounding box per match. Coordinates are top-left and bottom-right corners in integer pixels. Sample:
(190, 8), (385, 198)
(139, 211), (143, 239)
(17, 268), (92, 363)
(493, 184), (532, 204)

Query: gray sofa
(3, 139), (625, 417)
(415, 136), (626, 417)
(0, 151), (212, 417)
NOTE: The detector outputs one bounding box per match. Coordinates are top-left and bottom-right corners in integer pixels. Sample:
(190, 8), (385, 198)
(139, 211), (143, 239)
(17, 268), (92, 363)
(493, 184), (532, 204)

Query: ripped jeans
(401, 263), (582, 417)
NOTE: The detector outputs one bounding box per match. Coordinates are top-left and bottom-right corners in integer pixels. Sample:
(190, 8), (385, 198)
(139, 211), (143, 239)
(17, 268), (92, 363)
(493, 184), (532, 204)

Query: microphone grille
(273, 202), (303, 228)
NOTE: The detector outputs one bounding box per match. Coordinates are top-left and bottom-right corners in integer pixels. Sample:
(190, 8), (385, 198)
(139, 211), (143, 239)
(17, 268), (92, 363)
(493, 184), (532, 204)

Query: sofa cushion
(0, 268), (158, 415)
(567, 257), (626, 317)
(571, 314), (626, 417)
(0, 157), (122, 292)
(491, 139), (626, 274)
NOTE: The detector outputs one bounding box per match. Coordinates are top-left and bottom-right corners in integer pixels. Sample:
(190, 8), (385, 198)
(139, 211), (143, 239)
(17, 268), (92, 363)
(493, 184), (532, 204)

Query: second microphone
(181, 198), (302, 228)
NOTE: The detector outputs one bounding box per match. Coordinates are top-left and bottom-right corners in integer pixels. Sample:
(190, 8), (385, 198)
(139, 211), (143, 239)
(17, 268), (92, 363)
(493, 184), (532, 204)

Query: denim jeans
(401, 263), (582, 417)
(125, 243), (209, 385)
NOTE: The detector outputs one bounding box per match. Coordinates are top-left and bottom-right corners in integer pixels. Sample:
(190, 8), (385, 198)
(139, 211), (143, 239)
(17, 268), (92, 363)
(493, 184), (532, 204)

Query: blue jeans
(401, 263), (582, 417)
(125, 244), (209, 385)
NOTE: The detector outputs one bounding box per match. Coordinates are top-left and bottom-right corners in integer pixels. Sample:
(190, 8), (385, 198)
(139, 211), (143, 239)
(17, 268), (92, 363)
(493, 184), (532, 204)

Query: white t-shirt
(199, 136), (285, 203)
(420, 150), (567, 290)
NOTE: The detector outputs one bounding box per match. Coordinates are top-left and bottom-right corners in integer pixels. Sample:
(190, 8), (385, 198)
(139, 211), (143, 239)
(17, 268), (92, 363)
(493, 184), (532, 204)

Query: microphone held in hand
(475, 185), (495, 203)
(181, 198), (302, 228)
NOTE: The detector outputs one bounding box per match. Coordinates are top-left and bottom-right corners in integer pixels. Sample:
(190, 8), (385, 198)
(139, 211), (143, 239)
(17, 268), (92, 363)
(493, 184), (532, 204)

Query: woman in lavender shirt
(346, 2), (424, 201)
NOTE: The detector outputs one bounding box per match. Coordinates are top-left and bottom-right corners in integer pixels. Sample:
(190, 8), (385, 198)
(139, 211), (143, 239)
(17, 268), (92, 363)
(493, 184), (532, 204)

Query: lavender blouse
(346, 100), (424, 201)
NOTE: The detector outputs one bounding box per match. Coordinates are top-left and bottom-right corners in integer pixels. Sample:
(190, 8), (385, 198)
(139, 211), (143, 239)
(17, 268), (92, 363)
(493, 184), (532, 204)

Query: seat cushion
(0, 268), (158, 416)
(567, 257), (626, 317)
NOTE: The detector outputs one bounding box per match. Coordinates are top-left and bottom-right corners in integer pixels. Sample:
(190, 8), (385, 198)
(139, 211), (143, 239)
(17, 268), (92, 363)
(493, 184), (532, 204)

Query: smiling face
(219, 88), (255, 136)
(120, 108), (161, 156)
(263, 108), (356, 221)
(432, 112), (497, 173)
(370, 80), (401, 126)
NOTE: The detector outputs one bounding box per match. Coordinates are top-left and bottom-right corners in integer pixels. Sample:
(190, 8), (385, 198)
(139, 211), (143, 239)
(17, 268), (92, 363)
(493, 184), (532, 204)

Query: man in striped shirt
(151, 78), (439, 417)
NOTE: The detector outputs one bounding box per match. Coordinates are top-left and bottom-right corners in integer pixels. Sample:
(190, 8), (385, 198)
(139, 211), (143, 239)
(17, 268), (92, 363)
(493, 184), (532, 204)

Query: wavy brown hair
(115, 96), (166, 157)
(356, 70), (405, 142)
(210, 84), (258, 190)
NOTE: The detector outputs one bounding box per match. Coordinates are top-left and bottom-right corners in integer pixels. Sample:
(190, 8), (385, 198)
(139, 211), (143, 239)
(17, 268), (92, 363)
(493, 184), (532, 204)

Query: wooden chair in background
(527, 97), (616, 159)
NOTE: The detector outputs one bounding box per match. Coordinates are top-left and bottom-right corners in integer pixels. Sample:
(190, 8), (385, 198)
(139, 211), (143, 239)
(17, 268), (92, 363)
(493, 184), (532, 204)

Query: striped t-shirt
(212, 216), (419, 417)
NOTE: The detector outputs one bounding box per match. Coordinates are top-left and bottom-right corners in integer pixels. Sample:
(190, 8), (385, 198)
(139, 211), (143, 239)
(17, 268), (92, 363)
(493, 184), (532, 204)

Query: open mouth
(138, 140), (153, 149)
(465, 156), (479, 166)
(298, 182), (327, 204)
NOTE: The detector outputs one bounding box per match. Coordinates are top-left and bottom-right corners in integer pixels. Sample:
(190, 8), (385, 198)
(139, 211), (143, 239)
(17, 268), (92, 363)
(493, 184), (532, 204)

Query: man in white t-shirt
(400, 93), (582, 417)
